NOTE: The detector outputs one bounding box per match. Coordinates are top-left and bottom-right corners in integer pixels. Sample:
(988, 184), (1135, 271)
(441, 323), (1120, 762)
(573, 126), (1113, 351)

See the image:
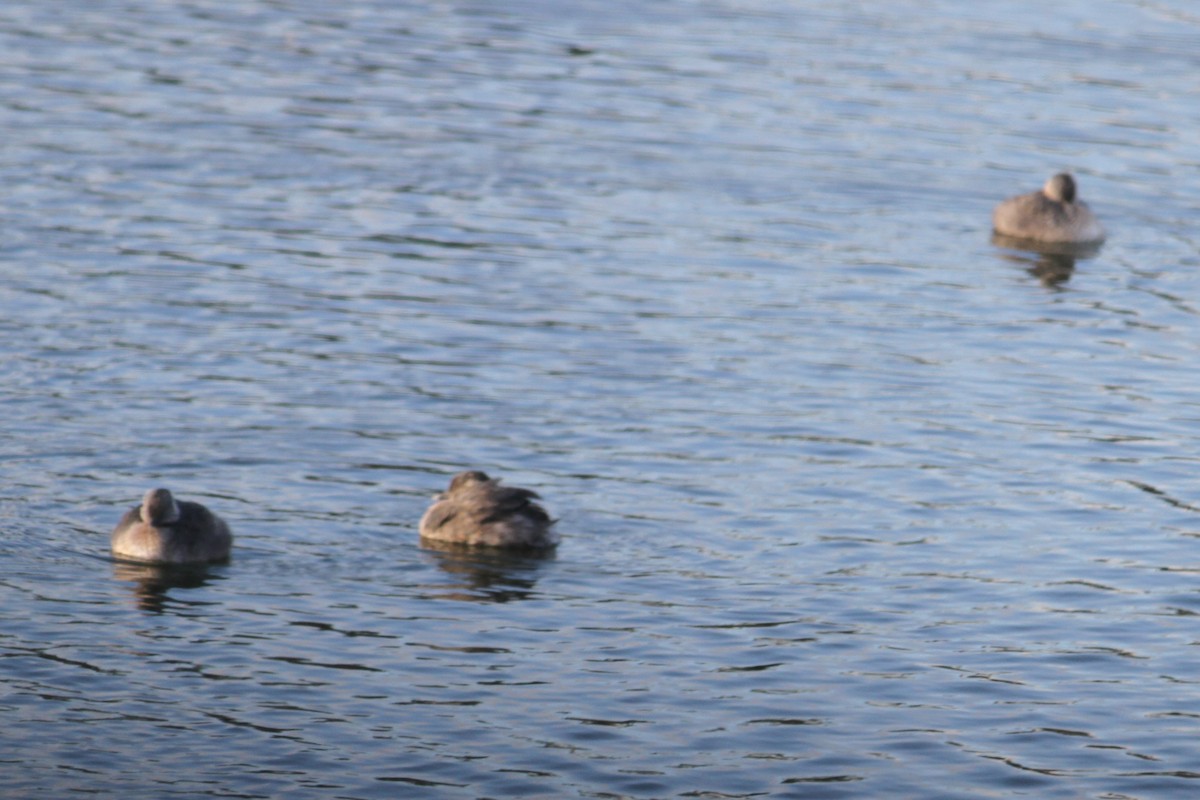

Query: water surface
(4, 1), (1200, 797)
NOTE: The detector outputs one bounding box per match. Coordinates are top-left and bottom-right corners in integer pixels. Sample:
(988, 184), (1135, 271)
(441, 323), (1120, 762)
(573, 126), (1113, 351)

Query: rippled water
(5, 0), (1200, 797)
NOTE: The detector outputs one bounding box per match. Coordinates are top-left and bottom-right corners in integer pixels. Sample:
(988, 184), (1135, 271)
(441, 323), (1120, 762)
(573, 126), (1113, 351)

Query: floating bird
(419, 471), (558, 549)
(992, 172), (1105, 244)
(111, 488), (233, 564)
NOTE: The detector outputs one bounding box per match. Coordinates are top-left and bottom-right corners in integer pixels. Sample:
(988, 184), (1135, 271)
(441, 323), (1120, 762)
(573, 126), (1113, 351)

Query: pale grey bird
(111, 488), (233, 564)
(992, 172), (1105, 244)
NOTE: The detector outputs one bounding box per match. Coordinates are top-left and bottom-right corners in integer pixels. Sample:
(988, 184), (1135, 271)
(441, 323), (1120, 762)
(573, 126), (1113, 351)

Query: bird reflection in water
(419, 537), (556, 603)
(111, 560), (224, 613)
(991, 233), (1104, 288)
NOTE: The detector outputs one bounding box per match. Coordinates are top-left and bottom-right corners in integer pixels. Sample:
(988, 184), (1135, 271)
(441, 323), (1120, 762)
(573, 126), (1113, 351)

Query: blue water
(4, 0), (1200, 797)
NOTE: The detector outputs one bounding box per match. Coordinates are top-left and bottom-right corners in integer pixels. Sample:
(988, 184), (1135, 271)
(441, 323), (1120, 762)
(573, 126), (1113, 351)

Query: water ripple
(4, 0), (1200, 798)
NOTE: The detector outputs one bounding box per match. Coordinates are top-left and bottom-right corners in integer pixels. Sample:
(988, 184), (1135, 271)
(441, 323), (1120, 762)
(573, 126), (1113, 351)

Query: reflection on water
(419, 539), (555, 603)
(991, 233), (1105, 287)
(110, 560), (226, 614)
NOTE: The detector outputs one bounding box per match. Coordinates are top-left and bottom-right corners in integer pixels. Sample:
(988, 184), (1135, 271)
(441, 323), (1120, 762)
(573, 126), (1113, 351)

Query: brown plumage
(111, 488), (233, 564)
(992, 172), (1105, 244)
(418, 471), (558, 549)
